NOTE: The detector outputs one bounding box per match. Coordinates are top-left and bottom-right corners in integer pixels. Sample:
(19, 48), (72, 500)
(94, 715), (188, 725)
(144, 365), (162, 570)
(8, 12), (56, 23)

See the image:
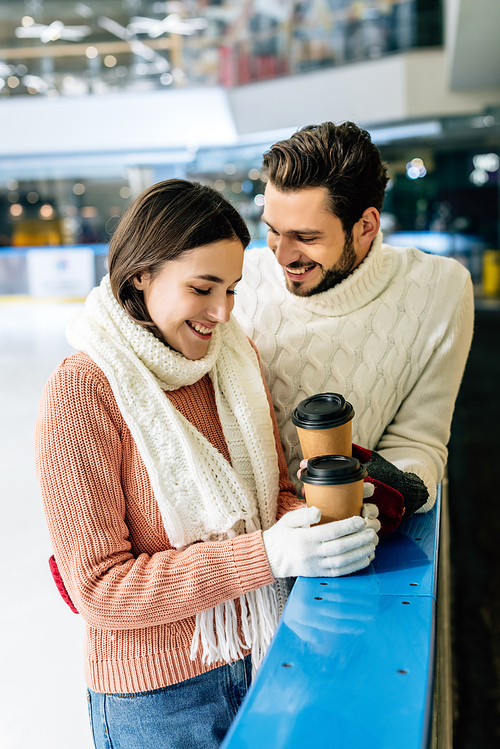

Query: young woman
(35, 179), (379, 749)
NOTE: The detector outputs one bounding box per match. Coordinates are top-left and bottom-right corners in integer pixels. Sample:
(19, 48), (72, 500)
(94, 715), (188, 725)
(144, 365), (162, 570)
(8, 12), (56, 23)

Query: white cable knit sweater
(233, 232), (474, 512)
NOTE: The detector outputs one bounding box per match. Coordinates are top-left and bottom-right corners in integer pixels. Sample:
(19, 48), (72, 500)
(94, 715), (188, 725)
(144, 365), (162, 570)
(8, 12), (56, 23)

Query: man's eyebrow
(261, 218), (320, 236)
(192, 274), (242, 284)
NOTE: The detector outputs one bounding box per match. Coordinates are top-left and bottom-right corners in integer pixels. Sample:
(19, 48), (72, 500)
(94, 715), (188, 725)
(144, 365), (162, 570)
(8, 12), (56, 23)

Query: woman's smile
(186, 320), (216, 339)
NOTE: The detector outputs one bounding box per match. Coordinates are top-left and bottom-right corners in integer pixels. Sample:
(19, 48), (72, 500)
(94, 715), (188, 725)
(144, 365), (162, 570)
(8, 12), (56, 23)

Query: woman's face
(132, 238), (244, 360)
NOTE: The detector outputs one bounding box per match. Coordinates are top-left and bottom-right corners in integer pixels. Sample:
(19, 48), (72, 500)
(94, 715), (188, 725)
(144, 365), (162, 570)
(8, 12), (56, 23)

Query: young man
(234, 121), (474, 530)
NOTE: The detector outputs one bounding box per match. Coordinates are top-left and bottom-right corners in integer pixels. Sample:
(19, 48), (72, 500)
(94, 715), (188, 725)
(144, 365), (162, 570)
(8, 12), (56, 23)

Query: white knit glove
(262, 506), (379, 579)
(361, 482), (381, 540)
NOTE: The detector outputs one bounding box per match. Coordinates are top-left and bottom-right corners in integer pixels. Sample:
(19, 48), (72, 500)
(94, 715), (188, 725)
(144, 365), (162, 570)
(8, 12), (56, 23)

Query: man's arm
(375, 271), (474, 512)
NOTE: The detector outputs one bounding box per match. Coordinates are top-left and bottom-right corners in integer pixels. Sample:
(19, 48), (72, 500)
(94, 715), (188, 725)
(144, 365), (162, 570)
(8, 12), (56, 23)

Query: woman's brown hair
(108, 179), (250, 334)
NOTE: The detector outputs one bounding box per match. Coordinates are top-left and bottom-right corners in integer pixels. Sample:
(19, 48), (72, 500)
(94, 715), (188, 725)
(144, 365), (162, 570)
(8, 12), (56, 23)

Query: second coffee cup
(292, 392), (355, 459)
(301, 455), (367, 524)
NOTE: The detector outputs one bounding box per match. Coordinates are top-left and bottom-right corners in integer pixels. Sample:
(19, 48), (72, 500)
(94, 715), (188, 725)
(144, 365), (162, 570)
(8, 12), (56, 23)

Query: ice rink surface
(1, 301), (94, 749)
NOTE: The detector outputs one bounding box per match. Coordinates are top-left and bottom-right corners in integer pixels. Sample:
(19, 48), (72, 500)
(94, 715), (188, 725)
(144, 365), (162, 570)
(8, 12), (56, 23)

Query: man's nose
(269, 235), (301, 268)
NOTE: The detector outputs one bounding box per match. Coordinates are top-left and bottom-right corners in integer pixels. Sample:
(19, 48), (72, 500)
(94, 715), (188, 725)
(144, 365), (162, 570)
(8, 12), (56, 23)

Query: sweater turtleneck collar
(282, 231), (393, 317)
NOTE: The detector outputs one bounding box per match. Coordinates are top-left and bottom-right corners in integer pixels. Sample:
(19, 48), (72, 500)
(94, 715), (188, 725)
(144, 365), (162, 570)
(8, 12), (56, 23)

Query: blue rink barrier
(222, 487), (444, 749)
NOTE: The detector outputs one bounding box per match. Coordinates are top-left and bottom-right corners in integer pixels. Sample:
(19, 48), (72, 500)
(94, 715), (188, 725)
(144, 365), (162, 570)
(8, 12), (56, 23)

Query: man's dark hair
(262, 121), (389, 233)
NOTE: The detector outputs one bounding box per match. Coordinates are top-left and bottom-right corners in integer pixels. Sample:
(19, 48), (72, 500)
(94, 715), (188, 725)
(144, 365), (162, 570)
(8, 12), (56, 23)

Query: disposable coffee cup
(301, 455), (367, 524)
(292, 392), (355, 459)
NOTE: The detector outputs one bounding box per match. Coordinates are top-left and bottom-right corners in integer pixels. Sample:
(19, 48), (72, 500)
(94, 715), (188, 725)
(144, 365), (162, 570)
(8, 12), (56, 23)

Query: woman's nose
(207, 295), (233, 323)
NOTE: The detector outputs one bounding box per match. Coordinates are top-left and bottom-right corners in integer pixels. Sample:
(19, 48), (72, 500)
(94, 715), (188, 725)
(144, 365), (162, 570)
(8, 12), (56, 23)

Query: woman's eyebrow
(192, 274), (242, 284)
(192, 274), (223, 283)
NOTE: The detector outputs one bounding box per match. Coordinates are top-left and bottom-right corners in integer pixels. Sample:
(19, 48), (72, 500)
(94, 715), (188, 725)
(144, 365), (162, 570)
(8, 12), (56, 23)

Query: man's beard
(285, 232), (357, 297)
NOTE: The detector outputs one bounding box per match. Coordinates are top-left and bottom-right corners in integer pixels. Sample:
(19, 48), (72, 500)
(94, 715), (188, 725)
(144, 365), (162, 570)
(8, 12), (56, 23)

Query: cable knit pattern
(234, 233), (474, 511)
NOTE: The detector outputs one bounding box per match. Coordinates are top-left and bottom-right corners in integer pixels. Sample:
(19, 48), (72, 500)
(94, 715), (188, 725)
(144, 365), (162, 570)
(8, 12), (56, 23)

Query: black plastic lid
(301, 455), (367, 486)
(292, 392), (355, 430)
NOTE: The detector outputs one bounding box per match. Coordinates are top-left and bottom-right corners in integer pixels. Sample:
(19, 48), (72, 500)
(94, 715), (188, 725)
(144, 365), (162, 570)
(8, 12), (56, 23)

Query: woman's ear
(132, 271), (148, 291)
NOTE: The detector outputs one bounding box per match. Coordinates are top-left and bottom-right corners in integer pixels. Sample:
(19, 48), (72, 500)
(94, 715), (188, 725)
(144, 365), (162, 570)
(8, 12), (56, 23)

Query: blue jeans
(87, 656), (252, 749)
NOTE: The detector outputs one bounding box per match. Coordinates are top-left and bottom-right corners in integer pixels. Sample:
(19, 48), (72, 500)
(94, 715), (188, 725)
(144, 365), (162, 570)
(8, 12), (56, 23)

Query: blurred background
(0, 1), (499, 748)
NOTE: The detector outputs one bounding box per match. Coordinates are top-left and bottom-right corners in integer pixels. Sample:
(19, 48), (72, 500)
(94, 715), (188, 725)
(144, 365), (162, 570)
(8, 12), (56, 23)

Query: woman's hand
(262, 506), (379, 579)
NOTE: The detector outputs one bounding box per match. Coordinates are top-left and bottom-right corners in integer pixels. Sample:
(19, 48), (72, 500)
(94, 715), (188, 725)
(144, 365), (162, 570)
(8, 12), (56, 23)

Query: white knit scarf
(67, 275), (280, 668)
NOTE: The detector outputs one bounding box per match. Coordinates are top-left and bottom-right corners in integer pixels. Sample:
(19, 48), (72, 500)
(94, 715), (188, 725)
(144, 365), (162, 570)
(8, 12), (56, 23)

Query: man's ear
(353, 207), (380, 259)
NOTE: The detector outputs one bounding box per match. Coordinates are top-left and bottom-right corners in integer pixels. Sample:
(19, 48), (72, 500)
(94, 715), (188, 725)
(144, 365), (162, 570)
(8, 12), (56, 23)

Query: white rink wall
(0, 301), (93, 749)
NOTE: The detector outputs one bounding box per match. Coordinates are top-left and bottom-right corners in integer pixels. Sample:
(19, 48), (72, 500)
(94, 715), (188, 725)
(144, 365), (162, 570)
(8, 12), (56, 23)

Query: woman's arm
(36, 358), (274, 631)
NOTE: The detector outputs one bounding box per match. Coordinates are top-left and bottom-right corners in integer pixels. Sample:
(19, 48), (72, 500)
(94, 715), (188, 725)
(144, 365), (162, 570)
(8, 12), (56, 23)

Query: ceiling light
(15, 21), (92, 42)
(40, 21), (64, 43)
(98, 16), (130, 41)
(128, 14), (208, 38)
(98, 16), (169, 70)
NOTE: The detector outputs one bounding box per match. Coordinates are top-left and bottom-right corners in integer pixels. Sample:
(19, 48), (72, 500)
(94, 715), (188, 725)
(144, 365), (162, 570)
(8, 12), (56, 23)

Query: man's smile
(284, 263), (318, 282)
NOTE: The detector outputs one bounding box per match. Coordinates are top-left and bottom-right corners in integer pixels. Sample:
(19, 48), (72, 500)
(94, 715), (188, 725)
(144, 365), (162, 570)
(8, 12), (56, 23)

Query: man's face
(261, 183), (361, 297)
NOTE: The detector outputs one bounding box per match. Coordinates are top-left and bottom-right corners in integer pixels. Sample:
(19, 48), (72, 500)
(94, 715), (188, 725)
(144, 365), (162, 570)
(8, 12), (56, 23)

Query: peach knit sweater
(35, 350), (301, 695)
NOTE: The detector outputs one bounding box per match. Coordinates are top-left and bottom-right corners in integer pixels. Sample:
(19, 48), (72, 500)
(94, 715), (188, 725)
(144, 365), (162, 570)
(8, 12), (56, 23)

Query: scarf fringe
(191, 583), (279, 671)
